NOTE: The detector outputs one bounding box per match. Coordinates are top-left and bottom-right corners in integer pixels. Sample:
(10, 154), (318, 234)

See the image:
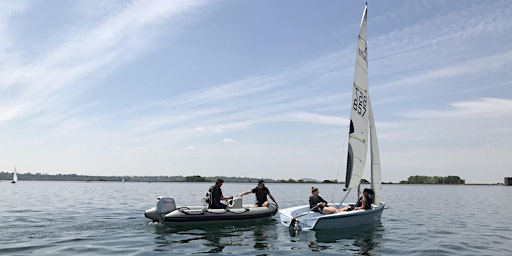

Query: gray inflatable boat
(145, 197), (277, 225)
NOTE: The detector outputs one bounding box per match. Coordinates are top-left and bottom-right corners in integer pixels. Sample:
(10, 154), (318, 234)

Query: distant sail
(12, 166), (18, 183)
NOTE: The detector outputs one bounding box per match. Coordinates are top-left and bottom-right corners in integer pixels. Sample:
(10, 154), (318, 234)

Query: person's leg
(340, 205), (351, 211)
(323, 206), (337, 214)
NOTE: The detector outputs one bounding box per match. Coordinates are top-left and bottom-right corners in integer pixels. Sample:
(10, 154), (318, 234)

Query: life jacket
(205, 186), (214, 206)
(355, 195), (373, 210)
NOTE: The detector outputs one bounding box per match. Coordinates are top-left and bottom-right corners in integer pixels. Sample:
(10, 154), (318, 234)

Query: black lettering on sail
(345, 143), (353, 188)
(358, 42), (367, 63)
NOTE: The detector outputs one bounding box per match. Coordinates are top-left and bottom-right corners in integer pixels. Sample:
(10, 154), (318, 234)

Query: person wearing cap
(208, 178), (233, 209)
(239, 180), (278, 208)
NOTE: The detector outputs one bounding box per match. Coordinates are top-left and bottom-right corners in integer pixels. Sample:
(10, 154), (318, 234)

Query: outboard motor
(156, 197), (176, 224)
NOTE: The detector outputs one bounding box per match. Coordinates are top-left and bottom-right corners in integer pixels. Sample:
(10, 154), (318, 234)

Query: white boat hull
(279, 202), (385, 230)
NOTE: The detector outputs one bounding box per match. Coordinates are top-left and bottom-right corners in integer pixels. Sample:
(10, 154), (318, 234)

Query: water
(1, 181), (511, 255)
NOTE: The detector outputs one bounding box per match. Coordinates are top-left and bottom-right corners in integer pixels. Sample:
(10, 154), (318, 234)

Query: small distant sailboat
(11, 166), (18, 183)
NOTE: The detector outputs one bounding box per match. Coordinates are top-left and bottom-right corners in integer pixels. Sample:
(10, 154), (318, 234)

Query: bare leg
(322, 206), (338, 214)
(340, 206), (351, 211)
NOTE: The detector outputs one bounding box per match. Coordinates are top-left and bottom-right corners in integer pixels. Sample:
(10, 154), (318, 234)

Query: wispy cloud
(0, 0), (208, 123)
(222, 138), (237, 143)
(407, 98), (512, 119)
(1, 1), (511, 183)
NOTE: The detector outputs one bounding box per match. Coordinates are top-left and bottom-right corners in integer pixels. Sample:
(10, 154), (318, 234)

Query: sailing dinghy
(279, 4), (385, 231)
(11, 166), (18, 184)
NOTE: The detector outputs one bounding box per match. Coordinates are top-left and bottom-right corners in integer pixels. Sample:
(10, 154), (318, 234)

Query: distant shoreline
(0, 180), (504, 186)
(0, 172), (504, 185)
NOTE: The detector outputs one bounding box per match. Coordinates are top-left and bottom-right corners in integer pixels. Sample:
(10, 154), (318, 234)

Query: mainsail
(369, 101), (382, 206)
(345, 5), (369, 191)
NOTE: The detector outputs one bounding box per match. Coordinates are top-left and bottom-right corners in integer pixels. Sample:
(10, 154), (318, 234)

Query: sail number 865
(353, 87), (367, 116)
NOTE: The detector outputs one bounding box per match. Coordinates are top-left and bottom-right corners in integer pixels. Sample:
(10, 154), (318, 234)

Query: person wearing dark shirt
(309, 187), (340, 214)
(208, 178), (233, 209)
(239, 180), (278, 208)
(340, 188), (374, 211)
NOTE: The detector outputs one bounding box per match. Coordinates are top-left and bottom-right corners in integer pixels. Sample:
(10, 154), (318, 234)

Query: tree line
(400, 175), (465, 184)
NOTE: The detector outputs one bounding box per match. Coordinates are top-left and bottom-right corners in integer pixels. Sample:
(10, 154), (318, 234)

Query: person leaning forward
(310, 186), (341, 214)
(239, 180), (278, 208)
(208, 178), (233, 210)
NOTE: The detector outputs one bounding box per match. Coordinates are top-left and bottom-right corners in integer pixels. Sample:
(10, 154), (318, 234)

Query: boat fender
(156, 197), (176, 223)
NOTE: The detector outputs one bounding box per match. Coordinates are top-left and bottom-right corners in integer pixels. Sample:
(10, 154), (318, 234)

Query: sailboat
(278, 4), (385, 230)
(11, 166), (18, 183)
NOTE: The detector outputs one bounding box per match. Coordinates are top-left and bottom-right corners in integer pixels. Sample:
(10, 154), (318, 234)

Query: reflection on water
(151, 219), (383, 255)
(290, 223), (383, 255)
(151, 219), (278, 254)
(253, 225), (271, 250)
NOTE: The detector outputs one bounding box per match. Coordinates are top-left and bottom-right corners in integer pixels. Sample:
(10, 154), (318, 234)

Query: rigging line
(350, 134), (366, 143)
(331, 125), (349, 203)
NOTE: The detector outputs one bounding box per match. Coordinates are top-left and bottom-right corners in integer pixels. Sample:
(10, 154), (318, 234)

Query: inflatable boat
(145, 196), (277, 225)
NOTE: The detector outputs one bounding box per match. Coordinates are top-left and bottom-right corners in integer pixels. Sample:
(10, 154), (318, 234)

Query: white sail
(369, 101), (381, 206)
(345, 5), (369, 190)
(12, 166), (18, 183)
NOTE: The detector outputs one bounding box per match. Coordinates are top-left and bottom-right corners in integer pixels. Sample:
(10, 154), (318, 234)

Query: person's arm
(220, 195), (233, 200)
(318, 195), (328, 205)
(239, 190), (251, 196)
(354, 196), (367, 210)
(268, 193), (278, 208)
(309, 197), (315, 208)
(240, 187), (256, 196)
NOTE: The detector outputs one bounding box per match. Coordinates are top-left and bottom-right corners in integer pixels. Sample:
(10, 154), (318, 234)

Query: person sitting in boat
(208, 178), (233, 210)
(309, 187), (341, 214)
(340, 188), (374, 211)
(239, 180), (278, 208)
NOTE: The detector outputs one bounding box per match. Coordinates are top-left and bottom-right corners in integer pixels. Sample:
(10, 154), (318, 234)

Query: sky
(1, 0), (511, 184)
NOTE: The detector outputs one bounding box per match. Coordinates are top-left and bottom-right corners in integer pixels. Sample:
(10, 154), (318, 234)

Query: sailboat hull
(279, 203), (385, 230)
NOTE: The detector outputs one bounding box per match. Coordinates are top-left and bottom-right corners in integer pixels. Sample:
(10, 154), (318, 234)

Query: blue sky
(1, 0), (511, 183)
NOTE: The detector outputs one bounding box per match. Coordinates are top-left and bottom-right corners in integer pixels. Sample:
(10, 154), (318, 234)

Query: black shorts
(210, 203), (227, 209)
(255, 201), (267, 207)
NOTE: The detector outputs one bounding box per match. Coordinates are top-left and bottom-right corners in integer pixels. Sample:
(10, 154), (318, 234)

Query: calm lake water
(1, 181), (511, 255)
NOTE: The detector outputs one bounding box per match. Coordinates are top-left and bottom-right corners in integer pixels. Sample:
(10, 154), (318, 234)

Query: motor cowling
(156, 197), (176, 224)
